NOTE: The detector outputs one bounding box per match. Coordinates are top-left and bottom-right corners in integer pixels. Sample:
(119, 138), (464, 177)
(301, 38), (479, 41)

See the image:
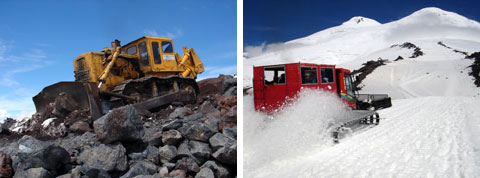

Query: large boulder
(194, 168), (214, 178)
(161, 130), (183, 146)
(222, 78), (236, 93)
(175, 157), (200, 174)
(14, 145), (70, 172)
(177, 141), (211, 165)
(79, 143), (128, 172)
(212, 142), (236, 165)
(93, 105), (144, 144)
(197, 75), (232, 98)
(209, 133), (235, 152)
(69, 121), (92, 134)
(145, 146), (159, 164)
(13, 167), (51, 178)
(168, 107), (191, 119)
(178, 121), (215, 142)
(120, 160), (157, 178)
(158, 145), (177, 164)
(0, 152), (13, 178)
(200, 161), (230, 178)
(55, 132), (98, 156)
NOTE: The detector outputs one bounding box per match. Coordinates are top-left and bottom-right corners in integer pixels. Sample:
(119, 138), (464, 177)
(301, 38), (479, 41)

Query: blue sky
(0, 0), (236, 119)
(244, 0), (480, 46)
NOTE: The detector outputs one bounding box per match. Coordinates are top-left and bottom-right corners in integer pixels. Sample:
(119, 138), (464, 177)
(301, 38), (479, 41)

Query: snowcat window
(126, 46), (137, 55)
(162, 41), (173, 53)
(344, 75), (355, 96)
(139, 42), (149, 66)
(321, 68), (334, 83)
(152, 42), (162, 64)
(301, 67), (318, 84)
(264, 66), (285, 85)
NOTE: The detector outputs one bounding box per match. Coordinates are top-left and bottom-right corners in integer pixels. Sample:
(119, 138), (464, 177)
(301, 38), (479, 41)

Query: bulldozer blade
(33, 82), (103, 120)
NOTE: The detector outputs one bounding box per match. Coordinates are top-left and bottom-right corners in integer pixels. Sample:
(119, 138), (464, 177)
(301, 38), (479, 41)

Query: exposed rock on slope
(0, 75), (237, 178)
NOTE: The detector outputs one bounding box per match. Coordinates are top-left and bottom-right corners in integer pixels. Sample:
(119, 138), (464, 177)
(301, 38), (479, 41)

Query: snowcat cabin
(123, 36), (183, 77)
(335, 68), (357, 108)
(253, 63), (338, 113)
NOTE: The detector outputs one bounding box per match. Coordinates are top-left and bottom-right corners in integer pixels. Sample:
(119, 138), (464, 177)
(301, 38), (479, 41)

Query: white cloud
(0, 94), (35, 121)
(143, 28), (183, 39)
(0, 39), (49, 120)
(244, 42), (306, 58)
(0, 40), (51, 86)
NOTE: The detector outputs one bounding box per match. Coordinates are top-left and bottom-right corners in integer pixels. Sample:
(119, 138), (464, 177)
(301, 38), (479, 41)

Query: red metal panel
(285, 63), (300, 99)
(253, 66), (265, 111)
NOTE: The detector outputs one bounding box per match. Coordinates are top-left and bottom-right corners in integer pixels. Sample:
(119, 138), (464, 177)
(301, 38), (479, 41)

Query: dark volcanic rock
(168, 107), (192, 119)
(195, 167), (214, 178)
(119, 160), (157, 178)
(209, 133), (235, 152)
(177, 140), (212, 165)
(14, 145), (70, 173)
(13, 167), (52, 178)
(161, 130), (183, 146)
(0, 152), (13, 178)
(467, 52), (480, 87)
(212, 142), (236, 165)
(200, 161), (230, 178)
(93, 105), (144, 144)
(197, 75), (232, 98)
(178, 121), (215, 142)
(158, 145), (177, 164)
(69, 121), (92, 134)
(351, 59), (386, 90)
(41, 145), (70, 170)
(175, 157), (200, 174)
(79, 143), (128, 172)
(145, 146), (159, 164)
(168, 169), (186, 178)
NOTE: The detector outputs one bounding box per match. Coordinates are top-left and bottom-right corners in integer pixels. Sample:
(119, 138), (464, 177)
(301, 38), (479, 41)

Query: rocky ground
(0, 75), (237, 178)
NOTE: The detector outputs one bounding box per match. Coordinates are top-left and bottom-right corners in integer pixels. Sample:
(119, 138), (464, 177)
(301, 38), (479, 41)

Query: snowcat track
(332, 111), (380, 143)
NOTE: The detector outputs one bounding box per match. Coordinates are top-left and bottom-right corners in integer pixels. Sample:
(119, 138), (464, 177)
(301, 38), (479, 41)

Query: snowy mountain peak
(396, 7), (480, 27)
(341, 16), (381, 27)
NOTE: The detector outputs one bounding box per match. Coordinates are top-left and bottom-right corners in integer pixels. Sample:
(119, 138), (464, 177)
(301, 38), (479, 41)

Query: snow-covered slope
(244, 7), (480, 178)
(243, 7), (480, 88)
(245, 96), (480, 178)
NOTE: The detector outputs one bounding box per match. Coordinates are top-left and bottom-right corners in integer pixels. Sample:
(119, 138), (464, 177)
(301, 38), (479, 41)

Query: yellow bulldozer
(33, 36), (205, 119)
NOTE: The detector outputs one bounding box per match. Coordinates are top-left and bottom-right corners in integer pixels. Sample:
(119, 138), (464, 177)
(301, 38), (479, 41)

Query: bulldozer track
(110, 76), (199, 105)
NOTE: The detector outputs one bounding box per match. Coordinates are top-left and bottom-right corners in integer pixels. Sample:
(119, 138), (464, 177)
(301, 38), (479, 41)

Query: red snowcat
(253, 63), (392, 142)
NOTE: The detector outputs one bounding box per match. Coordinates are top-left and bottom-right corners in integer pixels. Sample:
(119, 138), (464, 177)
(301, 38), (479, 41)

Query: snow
(244, 7), (480, 178)
(41, 117), (56, 128)
(246, 97), (480, 178)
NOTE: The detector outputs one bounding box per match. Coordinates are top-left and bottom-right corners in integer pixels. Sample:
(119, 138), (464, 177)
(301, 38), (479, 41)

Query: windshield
(344, 74), (355, 96)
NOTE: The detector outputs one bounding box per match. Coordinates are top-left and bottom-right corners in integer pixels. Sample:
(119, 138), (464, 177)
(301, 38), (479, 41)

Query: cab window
(264, 66), (285, 85)
(138, 42), (149, 65)
(126, 46), (137, 55)
(301, 67), (318, 84)
(162, 41), (173, 53)
(320, 68), (334, 83)
(152, 42), (162, 64)
(344, 75), (355, 96)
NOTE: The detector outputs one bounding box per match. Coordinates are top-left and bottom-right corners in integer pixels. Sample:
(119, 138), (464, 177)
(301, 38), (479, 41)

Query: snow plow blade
(356, 94), (392, 110)
(33, 82), (103, 120)
(331, 110), (380, 143)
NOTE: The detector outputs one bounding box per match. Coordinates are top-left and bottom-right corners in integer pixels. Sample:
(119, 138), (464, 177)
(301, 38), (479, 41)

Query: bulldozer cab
(123, 36), (183, 75)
